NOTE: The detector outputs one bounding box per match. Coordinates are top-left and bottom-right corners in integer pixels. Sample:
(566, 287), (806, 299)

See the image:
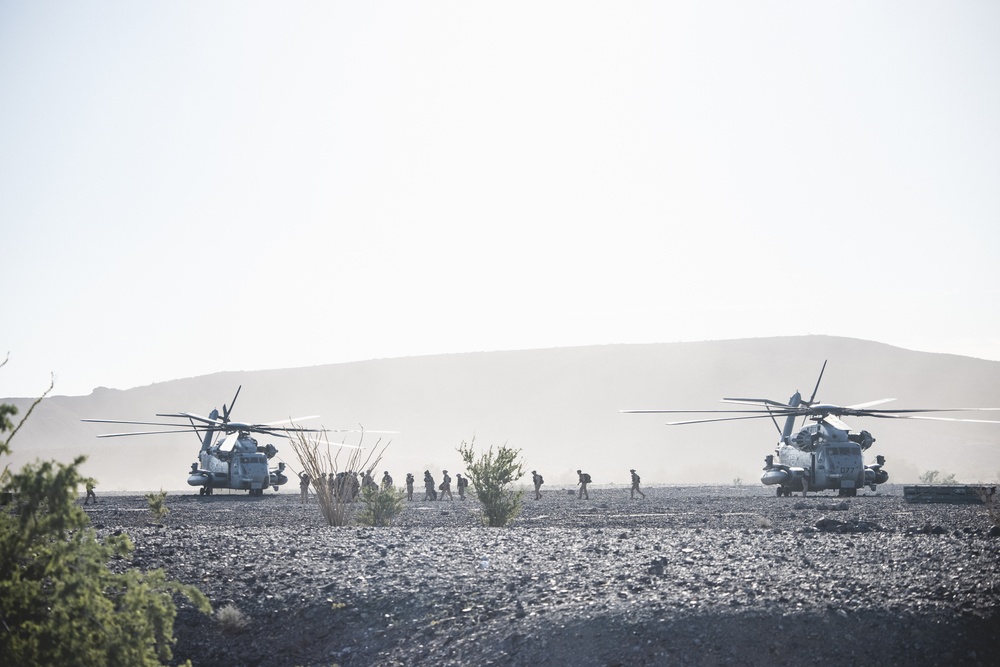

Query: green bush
(356, 484), (406, 527)
(1, 369), (210, 665)
(457, 438), (525, 527)
(145, 489), (170, 523)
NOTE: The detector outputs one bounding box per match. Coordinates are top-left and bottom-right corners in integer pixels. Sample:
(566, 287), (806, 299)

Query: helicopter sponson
(760, 464), (807, 488)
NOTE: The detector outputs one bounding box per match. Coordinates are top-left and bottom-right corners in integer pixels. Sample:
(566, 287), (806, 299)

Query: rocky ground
(82, 484), (999, 667)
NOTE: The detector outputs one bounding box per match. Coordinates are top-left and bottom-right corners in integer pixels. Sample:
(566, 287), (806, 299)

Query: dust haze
(4, 336), (999, 492)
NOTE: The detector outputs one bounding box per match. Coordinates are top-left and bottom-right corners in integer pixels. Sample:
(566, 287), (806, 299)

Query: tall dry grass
(287, 428), (388, 526)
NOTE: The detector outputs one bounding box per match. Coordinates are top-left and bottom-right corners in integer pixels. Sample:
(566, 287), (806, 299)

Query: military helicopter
(83, 387), (327, 495)
(623, 362), (1000, 497)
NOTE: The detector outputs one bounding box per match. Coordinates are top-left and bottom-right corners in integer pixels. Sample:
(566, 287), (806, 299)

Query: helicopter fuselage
(762, 416), (888, 497)
(188, 431), (288, 496)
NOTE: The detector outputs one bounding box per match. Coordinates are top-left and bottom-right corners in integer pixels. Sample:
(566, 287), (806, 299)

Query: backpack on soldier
(538, 475), (544, 485)
(582, 473), (592, 483)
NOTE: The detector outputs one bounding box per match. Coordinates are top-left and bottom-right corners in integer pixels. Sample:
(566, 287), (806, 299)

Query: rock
(80, 487), (998, 667)
(815, 516), (845, 531)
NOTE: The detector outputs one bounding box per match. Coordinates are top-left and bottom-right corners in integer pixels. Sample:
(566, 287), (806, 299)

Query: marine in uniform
(577, 469), (590, 499)
(532, 470), (543, 500)
(630, 468), (646, 499)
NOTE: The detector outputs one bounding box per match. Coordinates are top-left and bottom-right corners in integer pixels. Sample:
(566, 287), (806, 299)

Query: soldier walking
(532, 470), (544, 500)
(382, 471), (393, 490)
(630, 469), (646, 499)
(439, 470), (453, 500)
(456, 473), (468, 500)
(405, 472), (415, 501)
(84, 479), (97, 505)
(577, 470), (591, 499)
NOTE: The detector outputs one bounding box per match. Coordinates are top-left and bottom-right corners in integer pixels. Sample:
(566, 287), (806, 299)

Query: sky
(2, 1), (999, 398)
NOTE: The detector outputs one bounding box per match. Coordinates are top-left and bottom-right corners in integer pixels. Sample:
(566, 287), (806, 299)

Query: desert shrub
(287, 427), (389, 526)
(216, 603), (250, 634)
(356, 484), (406, 527)
(457, 438), (525, 527)
(1, 365), (210, 666)
(145, 488), (170, 523)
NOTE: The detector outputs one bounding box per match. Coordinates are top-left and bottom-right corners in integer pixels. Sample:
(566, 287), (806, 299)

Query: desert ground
(82, 484), (999, 667)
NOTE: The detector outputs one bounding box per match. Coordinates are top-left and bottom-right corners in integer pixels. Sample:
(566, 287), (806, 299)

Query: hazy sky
(2, 1), (999, 398)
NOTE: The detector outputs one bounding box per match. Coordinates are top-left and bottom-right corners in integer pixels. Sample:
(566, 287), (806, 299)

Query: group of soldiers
(297, 469), (395, 503)
(574, 468), (645, 499)
(298, 467), (647, 504)
(419, 469), (470, 501)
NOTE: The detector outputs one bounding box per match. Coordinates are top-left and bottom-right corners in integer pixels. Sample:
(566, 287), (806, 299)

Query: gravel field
(82, 485), (999, 667)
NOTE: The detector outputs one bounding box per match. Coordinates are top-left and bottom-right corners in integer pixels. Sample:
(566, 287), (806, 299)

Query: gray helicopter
(623, 362), (1000, 497)
(83, 387), (326, 495)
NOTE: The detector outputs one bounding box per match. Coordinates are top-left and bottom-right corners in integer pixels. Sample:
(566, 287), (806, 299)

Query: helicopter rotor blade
(665, 414), (794, 426)
(852, 413), (1000, 424)
(223, 386), (241, 423)
(253, 426), (329, 437)
(819, 415), (852, 431)
(95, 428), (208, 438)
(845, 398), (896, 410)
(806, 360), (827, 406)
(621, 408), (798, 415)
(298, 435), (362, 449)
(260, 416), (321, 427)
(721, 398), (796, 408)
(82, 419), (204, 428)
(157, 412), (227, 427)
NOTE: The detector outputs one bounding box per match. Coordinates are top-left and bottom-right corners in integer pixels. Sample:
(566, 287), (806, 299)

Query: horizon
(6, 334), (1000, 400)
(5, 336), (999, 492)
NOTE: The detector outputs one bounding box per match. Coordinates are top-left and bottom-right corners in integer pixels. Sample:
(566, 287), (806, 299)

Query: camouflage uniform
(382, 471), (394, 490)
(577, 469), (590, 499)
(423, 471), (436, 501)
(439, 470), (453, 500)
(299, 472), (310, 504)
(630, 469), (646, 499)
(456, 473), (468, 500)
(405, 473), (415, 501)
(85, 480), (97, 505)
(532, 470), (543, 500)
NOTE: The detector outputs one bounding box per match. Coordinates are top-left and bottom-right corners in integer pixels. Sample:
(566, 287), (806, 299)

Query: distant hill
(4, 336), (999, 492)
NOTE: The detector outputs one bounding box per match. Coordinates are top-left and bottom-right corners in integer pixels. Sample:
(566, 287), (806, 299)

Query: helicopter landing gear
(776, 486), (787, 497)
(199, 486), (214, 496)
